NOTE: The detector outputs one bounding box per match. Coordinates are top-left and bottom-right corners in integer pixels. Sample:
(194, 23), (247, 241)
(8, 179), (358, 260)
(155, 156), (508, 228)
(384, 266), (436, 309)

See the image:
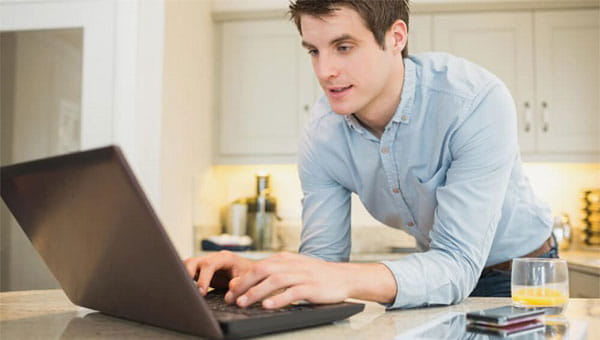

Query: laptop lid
(1, 146), (223, 338)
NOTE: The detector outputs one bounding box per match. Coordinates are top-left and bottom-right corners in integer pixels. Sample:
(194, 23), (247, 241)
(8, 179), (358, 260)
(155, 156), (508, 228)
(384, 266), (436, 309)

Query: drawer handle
(524, 101), (532, 133)
(541, 101), (549, 133)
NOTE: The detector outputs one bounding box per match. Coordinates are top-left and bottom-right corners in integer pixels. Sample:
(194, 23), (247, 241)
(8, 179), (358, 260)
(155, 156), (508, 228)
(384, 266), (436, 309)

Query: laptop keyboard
(205, 291), (312, 318)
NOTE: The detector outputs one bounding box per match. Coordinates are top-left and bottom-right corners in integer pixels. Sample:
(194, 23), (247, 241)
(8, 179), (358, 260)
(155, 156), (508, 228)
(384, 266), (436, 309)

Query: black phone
(466, 319), (545, 337)
(466, 305), (545, 327)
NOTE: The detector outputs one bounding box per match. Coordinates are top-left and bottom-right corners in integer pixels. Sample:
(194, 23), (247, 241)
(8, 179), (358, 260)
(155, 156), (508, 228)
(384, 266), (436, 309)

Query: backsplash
(521, 163), (600, 229)
(194, 162), (600, 252)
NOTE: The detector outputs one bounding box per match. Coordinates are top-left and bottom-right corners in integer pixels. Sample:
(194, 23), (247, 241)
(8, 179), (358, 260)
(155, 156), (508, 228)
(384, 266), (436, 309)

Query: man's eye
(338, 45), (352, 53)
(308, 49), (318, 56)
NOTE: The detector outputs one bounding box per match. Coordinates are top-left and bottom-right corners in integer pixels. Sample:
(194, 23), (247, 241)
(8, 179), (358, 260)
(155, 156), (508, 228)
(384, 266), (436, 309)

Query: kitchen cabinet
(407, 14), (433, 54)
(215, 15), (432, 164)
(569, 266), (600, 298)
(433, 9), (600, 162)
(216, 19), (315, 164)
(534, 10), (599, 159)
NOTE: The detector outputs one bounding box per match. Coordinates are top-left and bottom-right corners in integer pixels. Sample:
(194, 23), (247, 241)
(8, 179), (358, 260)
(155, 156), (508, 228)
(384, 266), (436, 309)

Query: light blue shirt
(297, 53), (553, 309)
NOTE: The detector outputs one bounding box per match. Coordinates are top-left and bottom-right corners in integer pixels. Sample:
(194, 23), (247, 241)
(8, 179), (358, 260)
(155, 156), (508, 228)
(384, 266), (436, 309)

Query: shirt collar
(391, 57), (416, 125)
(343, 57), (417, 132)
(344, 114), (366, 134)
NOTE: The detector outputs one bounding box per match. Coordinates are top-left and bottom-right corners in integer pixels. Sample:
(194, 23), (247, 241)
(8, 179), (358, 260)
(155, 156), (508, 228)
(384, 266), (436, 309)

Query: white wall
(161, 0), (217, 258)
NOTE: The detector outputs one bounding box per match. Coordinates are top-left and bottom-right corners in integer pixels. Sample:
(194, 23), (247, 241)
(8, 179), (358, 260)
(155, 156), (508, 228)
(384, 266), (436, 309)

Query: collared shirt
(297, 52), (553, 309)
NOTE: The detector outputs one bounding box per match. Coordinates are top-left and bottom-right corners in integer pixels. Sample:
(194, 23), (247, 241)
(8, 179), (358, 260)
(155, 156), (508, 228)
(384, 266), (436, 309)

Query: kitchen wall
(523, 163), (600, 228)
(161, 0), (217, 257)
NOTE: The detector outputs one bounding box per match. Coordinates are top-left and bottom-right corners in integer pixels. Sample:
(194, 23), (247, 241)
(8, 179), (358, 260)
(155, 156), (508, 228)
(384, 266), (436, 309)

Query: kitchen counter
(1, 290), (598, 339)
(560, 249), (600, 298)
(560, 250), (600, 275)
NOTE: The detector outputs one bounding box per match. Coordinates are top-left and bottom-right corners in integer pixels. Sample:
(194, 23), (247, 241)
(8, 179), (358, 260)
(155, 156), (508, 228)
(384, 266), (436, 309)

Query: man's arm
(185, 113), (398, 308)
(222, 252), (397, 308)
(382, 81), (519, 308)
(296, 120), (352, 262)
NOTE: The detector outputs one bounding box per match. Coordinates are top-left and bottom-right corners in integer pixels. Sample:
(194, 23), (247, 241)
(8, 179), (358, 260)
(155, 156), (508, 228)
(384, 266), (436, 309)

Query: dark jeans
(469, 235), (559, 297)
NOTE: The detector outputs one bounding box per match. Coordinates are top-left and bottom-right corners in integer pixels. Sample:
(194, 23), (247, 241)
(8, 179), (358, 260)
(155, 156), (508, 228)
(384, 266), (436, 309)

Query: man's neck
(354, 60), (405, 139)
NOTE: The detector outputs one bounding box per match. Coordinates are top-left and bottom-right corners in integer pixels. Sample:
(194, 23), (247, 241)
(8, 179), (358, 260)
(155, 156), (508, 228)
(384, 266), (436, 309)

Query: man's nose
(314, 55), (339, 81)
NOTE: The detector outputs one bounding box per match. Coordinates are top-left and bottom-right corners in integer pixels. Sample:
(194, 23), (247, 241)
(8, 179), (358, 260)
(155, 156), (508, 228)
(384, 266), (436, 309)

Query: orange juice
(512, 287), (568, 306)
(512, 286), (569, 315)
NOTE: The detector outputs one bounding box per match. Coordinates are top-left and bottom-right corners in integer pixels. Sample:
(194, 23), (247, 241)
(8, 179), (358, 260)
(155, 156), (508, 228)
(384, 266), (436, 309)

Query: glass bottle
(246, 173), (278, 250)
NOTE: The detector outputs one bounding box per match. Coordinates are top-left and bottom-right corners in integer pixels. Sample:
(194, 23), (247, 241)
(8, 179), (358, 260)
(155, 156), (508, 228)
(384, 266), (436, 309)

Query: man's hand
(184, 250), (253, 295)
(224, 252), (353, 309)
(184, 251), (397, 309)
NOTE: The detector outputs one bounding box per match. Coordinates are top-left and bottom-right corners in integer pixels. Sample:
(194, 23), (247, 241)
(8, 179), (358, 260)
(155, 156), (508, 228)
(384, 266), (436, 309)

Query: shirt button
(381, 147), (389, 154)
(400, 115), (409, 122)
(407, 222), (415, 227)
(392, 188), (400, 194)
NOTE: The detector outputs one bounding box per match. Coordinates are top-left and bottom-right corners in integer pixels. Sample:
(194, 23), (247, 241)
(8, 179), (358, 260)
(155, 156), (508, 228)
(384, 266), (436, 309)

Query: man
(184, 0), (555, 309)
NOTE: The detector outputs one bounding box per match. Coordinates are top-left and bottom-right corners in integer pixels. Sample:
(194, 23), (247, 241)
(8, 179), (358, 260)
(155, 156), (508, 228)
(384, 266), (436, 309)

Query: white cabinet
(217, 19), (315, 164)
(408, 14), (433, 54)
(534, 10), (600, 158)
(433, 9), (600, 161)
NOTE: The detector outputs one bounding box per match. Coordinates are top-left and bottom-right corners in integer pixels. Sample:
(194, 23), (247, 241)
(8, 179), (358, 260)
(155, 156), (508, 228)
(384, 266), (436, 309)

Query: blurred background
(1, 0), (598, 295)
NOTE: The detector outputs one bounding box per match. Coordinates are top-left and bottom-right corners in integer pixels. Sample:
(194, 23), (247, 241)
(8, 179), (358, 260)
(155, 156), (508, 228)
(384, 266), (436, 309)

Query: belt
(482, 236), (555, 274)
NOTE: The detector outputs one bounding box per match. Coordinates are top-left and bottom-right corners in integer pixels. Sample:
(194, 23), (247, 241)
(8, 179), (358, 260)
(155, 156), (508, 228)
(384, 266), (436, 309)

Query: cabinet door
(534, 9), (600, 156)
(409, 14), (433, 53)
(218, 20), (312, 161)
(433, 12), (536, 153)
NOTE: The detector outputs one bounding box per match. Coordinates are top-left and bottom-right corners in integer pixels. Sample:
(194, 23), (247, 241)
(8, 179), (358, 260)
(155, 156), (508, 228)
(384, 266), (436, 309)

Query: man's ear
(387, 19), (408, 56)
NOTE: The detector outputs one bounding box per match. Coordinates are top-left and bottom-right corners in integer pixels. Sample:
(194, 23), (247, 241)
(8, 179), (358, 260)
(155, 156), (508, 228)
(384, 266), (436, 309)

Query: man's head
(288, 0), (409, 122)
(289, 0), (410, 58)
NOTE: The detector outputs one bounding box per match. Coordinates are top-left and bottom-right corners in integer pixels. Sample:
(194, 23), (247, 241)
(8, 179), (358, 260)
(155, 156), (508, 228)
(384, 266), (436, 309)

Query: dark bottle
(246, 174), (278, 250)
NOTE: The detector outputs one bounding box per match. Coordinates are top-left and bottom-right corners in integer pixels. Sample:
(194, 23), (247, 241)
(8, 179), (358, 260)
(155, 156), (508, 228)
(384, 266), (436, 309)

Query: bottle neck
(256, 175), (270, 197)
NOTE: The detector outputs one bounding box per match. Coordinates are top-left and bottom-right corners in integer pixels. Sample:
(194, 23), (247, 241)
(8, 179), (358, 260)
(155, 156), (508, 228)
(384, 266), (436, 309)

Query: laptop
(0, 146), (364, 339)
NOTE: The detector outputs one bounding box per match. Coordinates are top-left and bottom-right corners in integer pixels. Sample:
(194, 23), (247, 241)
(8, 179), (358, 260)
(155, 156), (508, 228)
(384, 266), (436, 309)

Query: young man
(184, 0), (555, 309)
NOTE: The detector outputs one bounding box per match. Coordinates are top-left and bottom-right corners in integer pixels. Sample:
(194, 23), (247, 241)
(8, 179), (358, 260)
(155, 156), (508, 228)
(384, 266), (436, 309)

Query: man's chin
(329, 104), (355, 116)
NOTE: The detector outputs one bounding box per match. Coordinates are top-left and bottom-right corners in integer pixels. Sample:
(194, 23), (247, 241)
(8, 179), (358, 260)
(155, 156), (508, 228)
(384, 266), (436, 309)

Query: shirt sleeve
(297, 123), (352, 262)
(382, 81), (519, 309)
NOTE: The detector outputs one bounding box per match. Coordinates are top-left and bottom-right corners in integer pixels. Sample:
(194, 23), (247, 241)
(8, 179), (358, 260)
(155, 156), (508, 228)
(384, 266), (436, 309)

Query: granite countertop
(1, 290), (598, 339)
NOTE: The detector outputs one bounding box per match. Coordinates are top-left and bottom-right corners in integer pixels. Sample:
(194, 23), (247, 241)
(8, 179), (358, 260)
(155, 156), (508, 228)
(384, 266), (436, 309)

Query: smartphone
(466, 319), (545, 337)
(466, 305), (545, 327)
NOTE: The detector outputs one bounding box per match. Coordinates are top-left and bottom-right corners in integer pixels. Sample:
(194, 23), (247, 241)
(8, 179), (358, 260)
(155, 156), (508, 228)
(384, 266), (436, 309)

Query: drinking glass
(511, 258), (569, 315)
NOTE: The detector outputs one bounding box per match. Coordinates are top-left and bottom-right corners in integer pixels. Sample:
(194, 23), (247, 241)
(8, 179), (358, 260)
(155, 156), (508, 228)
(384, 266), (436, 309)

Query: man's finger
(262, 285), (308, 309)
(226, 260), (286, 304)
(236, 273), (302, 307)
(183, 257), (202, 279)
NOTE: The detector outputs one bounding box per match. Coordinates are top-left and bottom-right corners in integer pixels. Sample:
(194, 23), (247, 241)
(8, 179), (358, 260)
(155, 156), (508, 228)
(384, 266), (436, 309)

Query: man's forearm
(335, 262), (397, 304)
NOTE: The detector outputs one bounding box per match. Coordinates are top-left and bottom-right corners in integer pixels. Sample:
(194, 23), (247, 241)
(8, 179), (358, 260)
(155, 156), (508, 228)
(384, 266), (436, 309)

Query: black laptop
(0, 146), (364, 339)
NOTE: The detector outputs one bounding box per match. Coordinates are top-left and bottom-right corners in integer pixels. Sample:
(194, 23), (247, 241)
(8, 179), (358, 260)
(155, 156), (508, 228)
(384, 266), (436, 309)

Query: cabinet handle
(524, 102), (532, 133)
(541, 101), (549, 133)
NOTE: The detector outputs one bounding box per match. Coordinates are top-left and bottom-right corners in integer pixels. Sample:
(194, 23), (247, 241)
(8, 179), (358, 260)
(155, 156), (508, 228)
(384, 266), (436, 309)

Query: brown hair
(288, 0), (410, 58)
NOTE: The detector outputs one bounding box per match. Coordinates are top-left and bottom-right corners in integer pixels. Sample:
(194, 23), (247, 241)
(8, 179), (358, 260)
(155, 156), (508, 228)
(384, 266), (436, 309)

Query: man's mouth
(329, 85), (353, 93)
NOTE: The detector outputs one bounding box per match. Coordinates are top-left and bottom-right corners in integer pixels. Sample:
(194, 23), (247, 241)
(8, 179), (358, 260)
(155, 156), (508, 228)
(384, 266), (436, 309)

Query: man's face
(300, 7), (397, 117)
